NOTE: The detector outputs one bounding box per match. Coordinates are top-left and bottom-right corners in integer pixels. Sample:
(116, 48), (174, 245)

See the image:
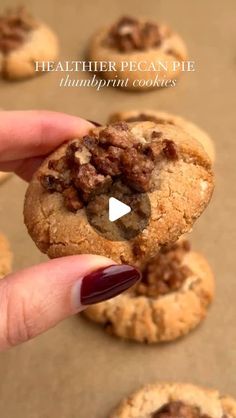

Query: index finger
(0, 110), (93, 162)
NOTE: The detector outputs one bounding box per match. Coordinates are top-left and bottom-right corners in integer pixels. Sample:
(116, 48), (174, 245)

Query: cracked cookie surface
(109, 383), (236, 418)
(83, 241), (215, 343)
(0, 233), (12, 279)
(109, 110), (215, 163)
(24, 121), (214, 265)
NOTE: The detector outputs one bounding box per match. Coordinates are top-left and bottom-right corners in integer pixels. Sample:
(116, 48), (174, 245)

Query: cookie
(0, 233), (12, 279)
(24, 121), (214, 265)
(88, 16), (187, 90)
(109, 382), (236, 418)
(84, 240), (215, 343)
(0, 172), (12, 184)
(109, 110), (215, 163)
(0, 6), (59, 80)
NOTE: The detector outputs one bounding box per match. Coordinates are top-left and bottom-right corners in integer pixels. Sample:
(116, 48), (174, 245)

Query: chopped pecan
(91, 145), (123, 176)
(133, 240), (191, 298)
(105, 16), (162, 52)
(66, 140), (82, 161)
(40, 174), (68, 193)
(72, 163), (112, 201)
(120, 148), (154, 192)
(145, 140), (165, 161)
(63, 186), (83, 212)
(162, 139), (178, 160)
(48, 156), (68, 172)
(98, 123), (134, 149)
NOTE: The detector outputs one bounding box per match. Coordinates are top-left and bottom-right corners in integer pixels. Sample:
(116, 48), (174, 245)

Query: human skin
(0, 110), (140, 351)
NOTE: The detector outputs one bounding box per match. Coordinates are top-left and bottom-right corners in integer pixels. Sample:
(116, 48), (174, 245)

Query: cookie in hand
(24, 121), (214, 265)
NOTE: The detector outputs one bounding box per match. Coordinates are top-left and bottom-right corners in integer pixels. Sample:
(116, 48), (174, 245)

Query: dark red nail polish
(87, 120), (102, 127)
(81, 264), (141, 305)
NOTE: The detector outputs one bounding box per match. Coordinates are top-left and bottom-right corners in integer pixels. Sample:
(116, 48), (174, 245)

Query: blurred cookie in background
(109, 382), (236, 418)
(88, 16), (187, 90)
(0, 6), (59, 80)
(83, 240), (215, 343)
(109, 109), (215, 162)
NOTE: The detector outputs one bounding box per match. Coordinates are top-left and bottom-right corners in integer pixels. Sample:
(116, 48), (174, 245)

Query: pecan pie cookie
(88, 16), (187, 90)
(84, 240), (214, 342)
(24, 121), (214, 265)
(0, 7), (59, 80)
(0, 233), (12, 279)
(109, 383), (236, 418)
(109, 110), (215, 163)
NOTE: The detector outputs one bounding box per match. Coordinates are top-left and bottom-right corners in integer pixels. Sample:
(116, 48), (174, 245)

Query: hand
(0, 110), (140, 351)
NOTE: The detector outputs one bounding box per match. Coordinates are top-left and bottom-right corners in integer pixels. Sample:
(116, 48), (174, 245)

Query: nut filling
(0, 7), (37, 54)
(132, 240), (192, 297)
(104, 16), (163, 53)
(40, 122), (179, 214)
(152, 401), (213, 418)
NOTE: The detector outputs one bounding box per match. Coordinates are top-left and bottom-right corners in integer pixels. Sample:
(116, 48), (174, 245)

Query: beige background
(0, 0), (236, 417)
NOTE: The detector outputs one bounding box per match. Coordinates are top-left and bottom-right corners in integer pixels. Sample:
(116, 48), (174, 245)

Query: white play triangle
(108, 197), (131, 222)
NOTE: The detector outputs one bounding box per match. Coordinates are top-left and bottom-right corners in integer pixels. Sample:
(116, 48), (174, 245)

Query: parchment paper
(0, 0), (236, 417)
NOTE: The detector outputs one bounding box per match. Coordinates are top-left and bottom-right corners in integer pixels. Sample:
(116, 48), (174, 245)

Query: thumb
(0, 255), (140, 350)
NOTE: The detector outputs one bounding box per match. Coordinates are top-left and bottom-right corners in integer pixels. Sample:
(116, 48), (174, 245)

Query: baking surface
(0, 0), (236, 417)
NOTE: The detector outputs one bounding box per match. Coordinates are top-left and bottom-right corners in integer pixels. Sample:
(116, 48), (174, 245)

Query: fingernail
(87, 120), (102, 127)
(80, 264), (141, 305)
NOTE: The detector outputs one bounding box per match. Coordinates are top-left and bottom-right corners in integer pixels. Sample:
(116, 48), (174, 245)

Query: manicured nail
(87, 120), (102, 127)
(80, 264), (141, 305)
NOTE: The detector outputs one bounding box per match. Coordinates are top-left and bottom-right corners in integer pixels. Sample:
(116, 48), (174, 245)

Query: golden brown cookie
(88, 16), (187, 90)
(110, 383), (236, 418)
(0, 172), (12, 184)
(24, 121), (214, 265)
(0, 233), (12, 279)
(84, 240), (215, 343)
(109, 110), (215, 163)
(0, 7), (59, 80)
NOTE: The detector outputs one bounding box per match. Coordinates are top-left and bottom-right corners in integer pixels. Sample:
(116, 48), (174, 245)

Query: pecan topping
(152, 401), (213, 418)
(120, 147), (155, 192)
(104, 16), (162, 52)
(39, 122), (179, 212)
(162, 139), (178, 160)
(132, 240), (192, 298)
(72, 163), (112, 201)
(0, 7), (37, 53)
(62, 186), (83, 212)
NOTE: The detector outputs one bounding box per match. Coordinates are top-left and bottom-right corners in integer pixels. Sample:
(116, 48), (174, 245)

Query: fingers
(0, 110), (93, 162)
(0, 256), (140, 350)
(0, 156), (45, 182)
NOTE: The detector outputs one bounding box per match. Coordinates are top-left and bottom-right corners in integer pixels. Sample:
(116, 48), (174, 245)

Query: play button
(85, 181), (151, 242)
(109, 197), (131, 222)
